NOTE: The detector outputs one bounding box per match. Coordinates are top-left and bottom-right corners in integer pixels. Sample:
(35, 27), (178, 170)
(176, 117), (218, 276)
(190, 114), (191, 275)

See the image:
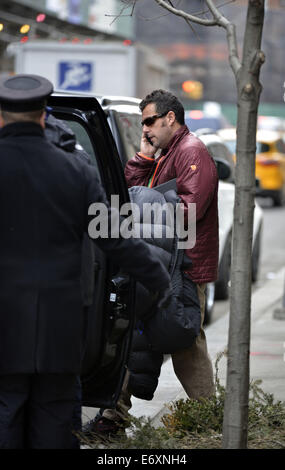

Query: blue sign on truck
(58, 62), (93, 91)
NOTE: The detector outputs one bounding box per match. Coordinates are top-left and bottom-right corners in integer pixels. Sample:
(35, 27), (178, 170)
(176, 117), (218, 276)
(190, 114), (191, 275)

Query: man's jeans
(171, 282), (215, 399)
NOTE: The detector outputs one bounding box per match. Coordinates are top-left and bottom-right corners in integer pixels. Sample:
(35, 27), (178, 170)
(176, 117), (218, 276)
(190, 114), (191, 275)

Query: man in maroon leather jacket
(83, 89), (219, 436)
(125, 94), (219, 286)
(124, 89), (219, 401)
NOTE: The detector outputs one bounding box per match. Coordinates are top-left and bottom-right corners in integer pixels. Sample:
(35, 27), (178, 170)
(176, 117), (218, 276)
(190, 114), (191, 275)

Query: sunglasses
(141, 111), (168, 127)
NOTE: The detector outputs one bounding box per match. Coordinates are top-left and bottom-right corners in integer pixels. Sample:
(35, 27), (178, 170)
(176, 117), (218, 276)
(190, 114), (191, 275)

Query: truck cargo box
(8, 40), (169, 98)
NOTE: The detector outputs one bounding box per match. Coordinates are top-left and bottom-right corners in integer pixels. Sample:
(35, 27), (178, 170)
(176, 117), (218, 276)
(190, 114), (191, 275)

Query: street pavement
(82, 266), (285, 429)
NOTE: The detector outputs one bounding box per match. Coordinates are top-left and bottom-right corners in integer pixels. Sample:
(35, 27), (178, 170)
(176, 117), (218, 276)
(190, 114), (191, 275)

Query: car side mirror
(214, 157), (232, 181)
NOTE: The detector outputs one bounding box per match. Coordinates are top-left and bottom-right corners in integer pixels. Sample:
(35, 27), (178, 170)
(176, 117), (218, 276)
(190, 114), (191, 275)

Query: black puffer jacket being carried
(127, 185), (201, 400)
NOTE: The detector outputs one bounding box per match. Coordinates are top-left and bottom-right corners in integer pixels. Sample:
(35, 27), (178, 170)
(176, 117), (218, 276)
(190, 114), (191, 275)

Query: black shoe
(82, 414), (122, 439)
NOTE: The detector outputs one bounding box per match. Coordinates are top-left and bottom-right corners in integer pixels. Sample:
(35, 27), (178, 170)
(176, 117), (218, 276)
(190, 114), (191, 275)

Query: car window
(206, 142), (235, 180)
(55, 111), (127, 201)
(112, 111), (142, 162)
(207, 142), (232, 163)
(51, 116), (109, 189)
(256, 142), (270, 153)
(59, 119), (98, 167)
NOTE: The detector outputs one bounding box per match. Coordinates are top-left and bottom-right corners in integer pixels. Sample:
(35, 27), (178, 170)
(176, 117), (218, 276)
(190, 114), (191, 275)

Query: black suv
(47, 93), (233, 409)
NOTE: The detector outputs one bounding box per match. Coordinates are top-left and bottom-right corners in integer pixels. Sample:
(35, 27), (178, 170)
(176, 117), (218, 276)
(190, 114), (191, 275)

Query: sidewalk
(82, 266), (285, 428)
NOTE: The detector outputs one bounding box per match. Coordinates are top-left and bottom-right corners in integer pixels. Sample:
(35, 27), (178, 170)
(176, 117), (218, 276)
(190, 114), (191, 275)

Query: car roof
(218, 127), (284, 143)
(217, 127), (236, 141)
(258, 115), (285, 132)
(53, 89), (141, 106)
(256, 129), (283, 142)
(197, 132), (228, 147)
(52, 90), (142, 116)
(99, 96), (141, 107)
(105, 104), (141, 114)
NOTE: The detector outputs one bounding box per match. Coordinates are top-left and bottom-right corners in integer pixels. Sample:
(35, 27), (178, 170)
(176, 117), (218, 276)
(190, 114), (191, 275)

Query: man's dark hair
(139, 89), (185, 125)
(1, 108), (44, 124)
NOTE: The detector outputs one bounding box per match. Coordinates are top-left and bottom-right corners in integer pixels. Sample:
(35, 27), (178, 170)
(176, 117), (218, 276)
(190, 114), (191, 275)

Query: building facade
(15, 0), (134, 38)
(134, 0), (285, 106)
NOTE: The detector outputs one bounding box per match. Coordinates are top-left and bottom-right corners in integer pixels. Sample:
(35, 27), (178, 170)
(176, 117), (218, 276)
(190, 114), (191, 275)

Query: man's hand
(140, 133), (158, 158)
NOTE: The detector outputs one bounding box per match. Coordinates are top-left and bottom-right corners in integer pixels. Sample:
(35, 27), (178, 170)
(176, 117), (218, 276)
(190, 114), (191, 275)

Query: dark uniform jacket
(0, 122), (170, 375)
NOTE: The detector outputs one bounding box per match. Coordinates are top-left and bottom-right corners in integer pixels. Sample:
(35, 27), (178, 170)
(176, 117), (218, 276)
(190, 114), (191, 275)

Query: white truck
(7, 40), (169, 98)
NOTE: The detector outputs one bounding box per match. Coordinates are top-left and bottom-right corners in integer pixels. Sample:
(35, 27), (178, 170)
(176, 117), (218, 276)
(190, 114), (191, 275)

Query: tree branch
(192, 0), (237, 17)
(116, 0), (241, 76)
(154, 0), (241, 76)
(136, 0), (183, 21)
(206, 0), (229, 26)
(154, 0), (218, 26)
(206, 0), (241, 75)
(226, 22), (241, 76)
(106, 0), (137, 24)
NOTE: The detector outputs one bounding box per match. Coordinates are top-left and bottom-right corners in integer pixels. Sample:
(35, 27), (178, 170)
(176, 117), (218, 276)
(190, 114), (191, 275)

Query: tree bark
(222, 0), (265, 449)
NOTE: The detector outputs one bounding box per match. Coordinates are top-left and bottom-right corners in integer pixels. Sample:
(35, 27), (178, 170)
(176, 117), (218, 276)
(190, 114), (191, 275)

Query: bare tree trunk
(117, 0), (265, 449)
(222, 0), (265, 449)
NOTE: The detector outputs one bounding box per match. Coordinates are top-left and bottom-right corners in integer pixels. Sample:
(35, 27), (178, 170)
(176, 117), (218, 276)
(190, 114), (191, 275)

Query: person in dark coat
(0, 74), (171, 449)
(44, 114), (94, 449)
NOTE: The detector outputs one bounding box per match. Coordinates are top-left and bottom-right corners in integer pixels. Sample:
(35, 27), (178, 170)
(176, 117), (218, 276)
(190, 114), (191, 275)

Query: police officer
(0, 74), (171, 449)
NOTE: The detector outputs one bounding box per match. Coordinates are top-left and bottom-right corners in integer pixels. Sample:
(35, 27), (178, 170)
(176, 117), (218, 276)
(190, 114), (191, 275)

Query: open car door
(47, 94), (136, 408)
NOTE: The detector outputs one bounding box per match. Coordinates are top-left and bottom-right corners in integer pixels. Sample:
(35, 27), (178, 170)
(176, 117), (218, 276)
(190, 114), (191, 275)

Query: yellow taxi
(218, 128), (285, 206)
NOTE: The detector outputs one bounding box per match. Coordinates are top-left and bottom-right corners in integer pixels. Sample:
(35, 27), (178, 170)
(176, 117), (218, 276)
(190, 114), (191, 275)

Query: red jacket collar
(160, 125), (189, 157)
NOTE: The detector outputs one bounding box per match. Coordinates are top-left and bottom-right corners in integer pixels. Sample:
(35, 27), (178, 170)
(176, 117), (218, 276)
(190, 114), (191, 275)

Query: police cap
(0, 74), (53, 112)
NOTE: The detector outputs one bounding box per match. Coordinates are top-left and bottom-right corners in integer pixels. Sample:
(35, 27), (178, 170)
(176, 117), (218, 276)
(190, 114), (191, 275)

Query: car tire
(204, 282), (215, 325)
(215, 234), (231, 300)
(273, 190), (282, 207)
(252, 224), (262, 283)
(273, 186), (285, 207)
